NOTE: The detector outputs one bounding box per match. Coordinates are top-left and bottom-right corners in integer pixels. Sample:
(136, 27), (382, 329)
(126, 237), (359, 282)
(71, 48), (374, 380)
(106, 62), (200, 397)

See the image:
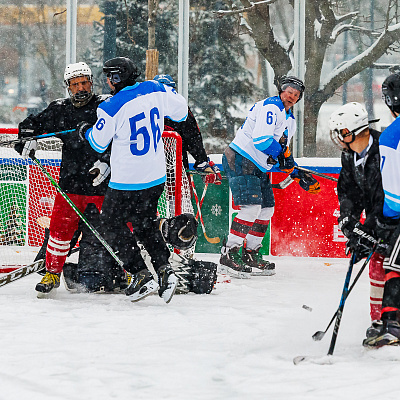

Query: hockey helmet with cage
(279, 76), (305, 101)
(328, 102), (379, 149)
(103, 57), (141, 94)
(64, 62), (93, 105)
(153, 74), (176, 88)
(382, 73), (400, 114)
(159, 213), (198, 250)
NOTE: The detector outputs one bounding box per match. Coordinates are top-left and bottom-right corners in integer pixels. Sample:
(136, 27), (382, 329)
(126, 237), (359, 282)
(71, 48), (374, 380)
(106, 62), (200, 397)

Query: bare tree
(219, 0), (400, 156)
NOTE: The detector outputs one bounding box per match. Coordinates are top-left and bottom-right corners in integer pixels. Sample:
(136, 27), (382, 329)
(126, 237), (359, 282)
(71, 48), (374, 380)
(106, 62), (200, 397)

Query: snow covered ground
(1, 254), (399, 400)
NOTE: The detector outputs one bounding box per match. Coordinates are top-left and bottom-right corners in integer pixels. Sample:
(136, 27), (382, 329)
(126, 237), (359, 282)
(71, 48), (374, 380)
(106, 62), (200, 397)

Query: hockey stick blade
(293, 355), (333, 365)
(0, 259), (45, 287)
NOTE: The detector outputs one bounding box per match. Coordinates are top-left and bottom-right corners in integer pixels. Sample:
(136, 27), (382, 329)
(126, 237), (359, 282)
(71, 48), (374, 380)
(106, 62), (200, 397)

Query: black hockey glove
(277, 146), (295, 173)
(194, 158), (222, 185)
(290, 169), (321, 194)
(374, 216), (400, 257)
(75, 121), (91, 141)
(345, 222), (377, 263)
(338, 215), (358, 239)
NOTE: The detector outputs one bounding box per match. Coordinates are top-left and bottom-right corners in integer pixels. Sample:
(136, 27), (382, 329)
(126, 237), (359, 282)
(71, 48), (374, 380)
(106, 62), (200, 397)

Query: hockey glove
(194, 158), (222, 185)
(338, 215), (358, 239)
(277, 146), (295, 173)
(290, 169), (321, 194)
(19, 139), (37, 160)
(345, 222), (377, 263)
(89, 160), (111, 186)
(75, 121), (91, 141)
(374, 216), (400, 257)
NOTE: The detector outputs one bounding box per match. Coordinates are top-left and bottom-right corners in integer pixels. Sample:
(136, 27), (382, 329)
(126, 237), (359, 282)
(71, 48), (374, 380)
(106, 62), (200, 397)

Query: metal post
(103, 0), (117, 92)
(293, 0), (305, 157)
(178, 0), (189, 101)
(66, 0), (77, 66)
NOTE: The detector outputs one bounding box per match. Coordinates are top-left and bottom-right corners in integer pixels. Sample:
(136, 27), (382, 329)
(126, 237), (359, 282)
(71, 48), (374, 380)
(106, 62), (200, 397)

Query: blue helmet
(153, 74), (176, 88)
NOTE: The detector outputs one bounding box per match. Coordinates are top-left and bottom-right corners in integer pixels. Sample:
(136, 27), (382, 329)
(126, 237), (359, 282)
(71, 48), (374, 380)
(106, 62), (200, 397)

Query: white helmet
(64, 62), (92, 85)
(328, 102), (374, 149)
(64, 62), (93, 106)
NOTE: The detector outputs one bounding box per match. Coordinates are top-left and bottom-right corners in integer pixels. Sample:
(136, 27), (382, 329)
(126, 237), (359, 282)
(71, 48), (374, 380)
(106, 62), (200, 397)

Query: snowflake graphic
(211, 204), (222, 216)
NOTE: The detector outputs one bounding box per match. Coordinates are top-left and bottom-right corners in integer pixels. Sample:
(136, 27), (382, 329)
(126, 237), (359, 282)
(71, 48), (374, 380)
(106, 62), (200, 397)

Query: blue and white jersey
(86, 81), (188, 190)
(230, 96), (296, 172)
(379, 117), (400, 219)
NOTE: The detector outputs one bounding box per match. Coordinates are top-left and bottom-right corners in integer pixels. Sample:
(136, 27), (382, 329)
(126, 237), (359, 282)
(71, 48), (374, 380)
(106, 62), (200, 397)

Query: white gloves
(89, 160), (110, 186)
(21, 140), (37, 159)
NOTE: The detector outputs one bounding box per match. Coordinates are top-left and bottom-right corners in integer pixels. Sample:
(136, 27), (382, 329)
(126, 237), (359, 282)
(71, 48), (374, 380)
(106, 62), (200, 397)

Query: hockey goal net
(0, 128), (193, 271)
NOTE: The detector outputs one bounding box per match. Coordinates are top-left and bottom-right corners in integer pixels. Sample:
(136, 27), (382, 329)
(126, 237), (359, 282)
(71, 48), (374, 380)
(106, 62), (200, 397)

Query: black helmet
(103, 57), (141, 94)
(279, 76), (305, 101)
(382, 73), (400, 113)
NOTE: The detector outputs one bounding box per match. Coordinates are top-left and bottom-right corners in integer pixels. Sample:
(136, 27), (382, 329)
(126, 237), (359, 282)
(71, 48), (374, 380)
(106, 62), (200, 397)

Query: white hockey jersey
(379, 116), (400, 219)
(86, 81), (188, 190)
(230, 96), (296, 172)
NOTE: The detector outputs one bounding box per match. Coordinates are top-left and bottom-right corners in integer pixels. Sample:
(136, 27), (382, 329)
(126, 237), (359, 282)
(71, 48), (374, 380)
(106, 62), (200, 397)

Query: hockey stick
(327, 251), (357, 355)
(188, 170), (293, 189)
(195, 183), (209, 221)
(0, 247), (80, 288)
(31, 155), (124, 268)
(294, 166), (338, 183)
(190, 175), (220, 244)
(0, 129), (75, 147)
(312, 248), (375, 341)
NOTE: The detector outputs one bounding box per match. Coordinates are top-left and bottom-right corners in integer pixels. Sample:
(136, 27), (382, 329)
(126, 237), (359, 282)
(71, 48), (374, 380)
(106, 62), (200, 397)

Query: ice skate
(365, 320), (383, 339)
(125, 269), (159, 302)
(36, 271), (61, 298)
(157, 265), (178, 303)
(219, 245), (251, 279)
(242, 248), (276, 276)
(363, 320), (400, 348)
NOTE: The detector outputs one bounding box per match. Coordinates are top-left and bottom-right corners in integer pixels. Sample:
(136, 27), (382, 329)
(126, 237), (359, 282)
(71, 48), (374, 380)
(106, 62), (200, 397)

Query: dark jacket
(164, 107), (208, 169)
(17, 95), (110, 196)
(337, 129), (384, 233)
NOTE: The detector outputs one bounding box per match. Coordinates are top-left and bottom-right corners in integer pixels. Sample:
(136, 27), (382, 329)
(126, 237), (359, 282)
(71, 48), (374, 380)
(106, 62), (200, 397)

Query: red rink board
(270, 170), (346, 258)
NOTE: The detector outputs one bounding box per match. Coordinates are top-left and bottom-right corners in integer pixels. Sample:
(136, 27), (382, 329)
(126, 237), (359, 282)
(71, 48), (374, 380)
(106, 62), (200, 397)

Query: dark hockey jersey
(337, 129), (384, 232)
(18, 94), (110, 196)
(164, 107), (208, 169)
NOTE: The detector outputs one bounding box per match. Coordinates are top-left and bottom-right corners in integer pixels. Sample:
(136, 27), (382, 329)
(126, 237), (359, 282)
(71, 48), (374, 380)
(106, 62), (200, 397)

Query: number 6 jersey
(230, 95), (296, 172)
(86, 80), (188, 190)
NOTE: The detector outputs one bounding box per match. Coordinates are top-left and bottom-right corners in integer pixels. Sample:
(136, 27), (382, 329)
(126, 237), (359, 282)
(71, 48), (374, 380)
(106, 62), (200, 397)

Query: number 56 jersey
(86, 81), (188, 190)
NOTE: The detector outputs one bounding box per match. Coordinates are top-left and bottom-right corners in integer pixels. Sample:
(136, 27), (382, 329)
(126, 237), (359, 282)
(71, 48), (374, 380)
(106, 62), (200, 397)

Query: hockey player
(362, 73), (400, 347)
(15, 62), (121, 297)
(220, 76), (320, 278)
(152, 74), (222, 185)
(78, 57), (188, 304)
(328, 102), (385, 340)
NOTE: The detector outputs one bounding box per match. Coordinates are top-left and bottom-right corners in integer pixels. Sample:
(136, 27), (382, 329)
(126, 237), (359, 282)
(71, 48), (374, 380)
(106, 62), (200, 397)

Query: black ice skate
(363, 320), (400, 348)
(125, 269), (159, 302)
(219, 245), (251, 279)
(36, 271), (61, 298)
(157, 265), (178, 304)
(242, 248), (276, 276)
(365, 320), (383, 339)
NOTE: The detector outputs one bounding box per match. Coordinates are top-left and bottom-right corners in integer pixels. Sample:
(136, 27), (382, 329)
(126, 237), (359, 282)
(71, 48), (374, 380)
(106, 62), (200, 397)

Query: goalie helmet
(159, 213), (198, 250)
(382, 73), (400, 114)
(279, 76), (305, 101)
(64, 62), (93, 105)
(153, 74), (176, 88)
(328, 102), (378, 149)
(103, 57), (141, 94)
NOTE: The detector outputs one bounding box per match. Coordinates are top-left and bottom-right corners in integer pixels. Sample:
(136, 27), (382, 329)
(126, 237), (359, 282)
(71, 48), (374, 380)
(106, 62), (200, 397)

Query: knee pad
(229, 175), (262, 206)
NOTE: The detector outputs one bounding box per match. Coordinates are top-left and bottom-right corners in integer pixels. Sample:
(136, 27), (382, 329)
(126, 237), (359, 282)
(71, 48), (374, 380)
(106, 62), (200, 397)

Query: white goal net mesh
(0, 129), (193, 271)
